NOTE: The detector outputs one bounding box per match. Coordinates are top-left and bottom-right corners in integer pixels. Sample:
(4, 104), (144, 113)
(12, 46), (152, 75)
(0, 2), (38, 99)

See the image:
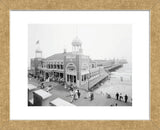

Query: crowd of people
(68, 84), (95, 103)
(69, 85), (81, 103)
(116, 92), (128, 103)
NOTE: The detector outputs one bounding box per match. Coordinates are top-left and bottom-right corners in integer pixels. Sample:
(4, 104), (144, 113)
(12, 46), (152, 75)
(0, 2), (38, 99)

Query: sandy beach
(95, 64), (132, 102)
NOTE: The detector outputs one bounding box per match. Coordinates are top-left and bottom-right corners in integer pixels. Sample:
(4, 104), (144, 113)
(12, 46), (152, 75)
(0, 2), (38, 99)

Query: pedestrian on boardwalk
(70, 83), (74, 90)
(124, 94), (128, 103)
(87, 91), (91, 99)
(77, 90), (81, 98)
(74, 89), (78, 100)
(41, 83), (45, 89)
(90, 92), (94, 101)
(116, 92), (119, 100)
(119, 93), (123, 101)
(70, 90), (75, 103)
(69, 85), (73, 91)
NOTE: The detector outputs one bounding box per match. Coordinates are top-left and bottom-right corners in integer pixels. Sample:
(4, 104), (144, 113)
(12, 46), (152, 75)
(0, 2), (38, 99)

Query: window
(74, 76), (76, 83)
(54, 64), (56, 69)
(67, 75), (69, 82)
(70, 75), (73, 82)
(51, 64), (53, 68)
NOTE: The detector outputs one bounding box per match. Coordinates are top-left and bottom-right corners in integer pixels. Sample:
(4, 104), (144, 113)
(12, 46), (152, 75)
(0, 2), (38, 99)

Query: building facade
(30, 37), (108, 88)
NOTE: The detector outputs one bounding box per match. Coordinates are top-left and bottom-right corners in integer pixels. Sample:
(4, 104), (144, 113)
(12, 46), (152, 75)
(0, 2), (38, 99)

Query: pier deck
(104, 63), (123, 72)
(82, 63), (125, 90)
(81, 70), (108, 91)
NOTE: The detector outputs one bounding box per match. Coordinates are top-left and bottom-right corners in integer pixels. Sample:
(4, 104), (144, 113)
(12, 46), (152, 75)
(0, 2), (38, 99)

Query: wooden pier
(104, 63), (123, 72)
(82, 63), (125, 91)
(81, 69), (109, 91)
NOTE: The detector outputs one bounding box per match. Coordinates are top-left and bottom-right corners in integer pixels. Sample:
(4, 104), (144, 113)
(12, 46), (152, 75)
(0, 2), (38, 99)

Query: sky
(28, 24), (132, 67)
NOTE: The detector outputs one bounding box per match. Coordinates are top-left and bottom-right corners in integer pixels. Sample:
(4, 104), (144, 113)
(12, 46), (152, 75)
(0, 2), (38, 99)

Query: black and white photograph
(10, 11), (149, 120)
(28, 24), (132, 106)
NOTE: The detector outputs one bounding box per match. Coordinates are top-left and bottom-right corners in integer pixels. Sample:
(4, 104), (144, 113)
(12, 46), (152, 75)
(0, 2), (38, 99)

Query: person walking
(74, 89), (78, 100)
(70, 84), (74, 90)
(119, 93), (123, 101)
(77, 90), (81, 98)
(69, 85), (73, 91)
(41, 83), (45, 89)
(87, 91), (91, 99)
(116, 92), (119, 100)
(90, 92), (94, 101)
(70, 90), (75, 103)
(124, 94), (128, 103)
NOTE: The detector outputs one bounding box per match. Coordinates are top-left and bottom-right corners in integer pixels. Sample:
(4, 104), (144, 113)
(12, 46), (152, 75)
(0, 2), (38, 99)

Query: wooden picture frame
(0, 0), (160, 129)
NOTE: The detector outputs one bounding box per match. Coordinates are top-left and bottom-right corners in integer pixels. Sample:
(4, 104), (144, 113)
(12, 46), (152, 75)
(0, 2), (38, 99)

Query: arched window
(66, 63), (76, 72)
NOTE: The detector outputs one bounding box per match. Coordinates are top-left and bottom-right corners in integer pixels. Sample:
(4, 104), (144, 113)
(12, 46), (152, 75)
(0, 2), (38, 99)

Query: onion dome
(72, 36), (82, 46)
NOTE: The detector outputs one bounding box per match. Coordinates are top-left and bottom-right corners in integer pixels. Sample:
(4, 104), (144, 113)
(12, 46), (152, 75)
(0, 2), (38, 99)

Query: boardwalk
(28, 78), (132, 106)
(28, 63), (132, 106)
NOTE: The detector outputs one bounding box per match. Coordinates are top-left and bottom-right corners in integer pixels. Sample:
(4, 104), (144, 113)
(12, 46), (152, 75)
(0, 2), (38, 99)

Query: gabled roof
(45, 52), (74, 61)
(46, 53), (64, 60)
(45, 51), (91, 61)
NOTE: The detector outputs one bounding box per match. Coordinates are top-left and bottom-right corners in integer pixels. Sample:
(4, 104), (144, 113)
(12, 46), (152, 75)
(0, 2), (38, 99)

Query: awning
(81, 70), (89, 75)
(28, 84), (37, 91)
(50, 98), (76, 106)
(33, 89), (52, 99)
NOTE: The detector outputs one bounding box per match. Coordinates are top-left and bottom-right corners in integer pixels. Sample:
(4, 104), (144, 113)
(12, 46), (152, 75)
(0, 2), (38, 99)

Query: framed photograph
(0, 0), (160, 129)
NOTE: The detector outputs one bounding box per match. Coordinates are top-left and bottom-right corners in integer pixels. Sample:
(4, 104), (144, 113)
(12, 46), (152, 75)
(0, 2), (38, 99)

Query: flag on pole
(36, 40), (39, 44)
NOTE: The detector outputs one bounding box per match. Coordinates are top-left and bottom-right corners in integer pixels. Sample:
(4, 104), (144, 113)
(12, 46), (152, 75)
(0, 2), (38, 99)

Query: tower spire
(35, 40), (42, 58)
(72, 36), (83, 54)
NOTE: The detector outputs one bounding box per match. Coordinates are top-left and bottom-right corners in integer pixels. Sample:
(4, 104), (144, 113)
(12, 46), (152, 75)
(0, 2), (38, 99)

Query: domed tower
(72, 36), (83, 54)
(35, 40), (42, 58)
